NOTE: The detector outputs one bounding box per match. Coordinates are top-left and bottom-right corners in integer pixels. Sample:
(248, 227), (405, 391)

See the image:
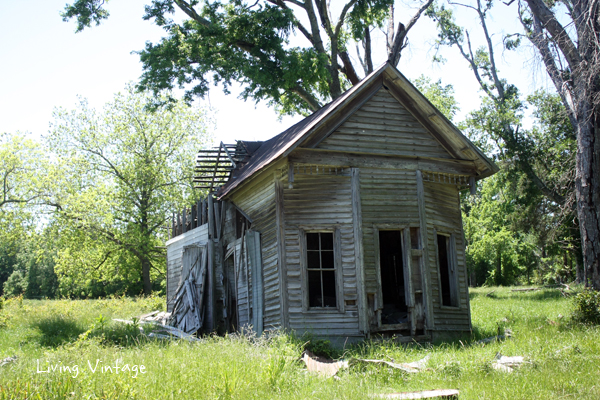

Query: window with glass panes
(306, 232), (337, 308)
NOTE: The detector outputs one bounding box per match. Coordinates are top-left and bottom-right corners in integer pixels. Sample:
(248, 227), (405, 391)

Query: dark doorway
(378, 230), (408, 325)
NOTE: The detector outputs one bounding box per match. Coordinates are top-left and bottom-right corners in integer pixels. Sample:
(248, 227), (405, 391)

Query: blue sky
(0, 1), (551, 145)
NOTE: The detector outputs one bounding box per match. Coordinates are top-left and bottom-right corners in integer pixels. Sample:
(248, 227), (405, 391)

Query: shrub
(572, 289), (600, 324)
(3, 270), (27, 297)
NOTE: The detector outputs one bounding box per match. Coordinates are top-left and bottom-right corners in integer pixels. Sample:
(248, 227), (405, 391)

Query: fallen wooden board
(301, 352), (349, 377)
(511, 288), (540, 292)
(0, 356), (17, 367)
(354, 355), (430, 374)
(377, 389), (459, 399)
(492, 355), (525, 372)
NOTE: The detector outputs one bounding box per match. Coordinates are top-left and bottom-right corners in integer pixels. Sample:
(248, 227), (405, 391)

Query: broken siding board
(317, 89), (452, 160)
(166, 224), (209, 312)
(230, 163), (282, 330)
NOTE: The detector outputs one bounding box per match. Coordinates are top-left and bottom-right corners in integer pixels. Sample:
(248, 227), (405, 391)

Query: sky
(0, 1), (555, 147)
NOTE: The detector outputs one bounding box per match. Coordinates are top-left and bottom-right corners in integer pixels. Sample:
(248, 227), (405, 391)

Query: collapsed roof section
(193, 141), (263, 191)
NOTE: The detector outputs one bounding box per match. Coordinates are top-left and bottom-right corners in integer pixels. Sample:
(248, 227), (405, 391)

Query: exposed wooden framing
(274, 177), (289, 329)
(351, 168), (367, 333)
(220, 141), (237, 169)
(289, 148), (477, 176)
(416, 170), (434, 331)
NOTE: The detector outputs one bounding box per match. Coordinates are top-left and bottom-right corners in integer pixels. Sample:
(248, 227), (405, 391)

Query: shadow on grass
(32, 316), (150, 348)
(33, 316), (87, 347)
(524, 290), (565, 301)
(470, 288), (567, 302)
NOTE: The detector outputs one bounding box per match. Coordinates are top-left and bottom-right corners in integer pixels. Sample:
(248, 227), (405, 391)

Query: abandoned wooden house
(166, 62), (498, 342)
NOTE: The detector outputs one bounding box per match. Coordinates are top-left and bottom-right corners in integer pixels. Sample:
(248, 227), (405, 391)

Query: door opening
(378, 230), (408, 325)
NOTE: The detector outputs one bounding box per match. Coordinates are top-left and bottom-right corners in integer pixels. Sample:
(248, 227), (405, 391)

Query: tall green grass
(0, 288), (599, 399)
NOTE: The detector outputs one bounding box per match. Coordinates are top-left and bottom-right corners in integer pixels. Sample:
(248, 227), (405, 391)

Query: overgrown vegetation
(572, 289), (600, 325)
(1, 289), (599, 399)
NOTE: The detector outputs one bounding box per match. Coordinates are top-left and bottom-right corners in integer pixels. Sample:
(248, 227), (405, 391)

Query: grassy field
(0, 287), (599, 399)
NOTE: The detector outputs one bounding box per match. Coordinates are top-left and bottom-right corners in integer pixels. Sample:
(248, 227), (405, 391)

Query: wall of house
(359, 168), (420, 297)
(165, 224), (209, 312)
(423, 181), (471, 331)
(281, 166), (361, 337)
(317, 88), (452, 159)
(228, 162), (283, 331)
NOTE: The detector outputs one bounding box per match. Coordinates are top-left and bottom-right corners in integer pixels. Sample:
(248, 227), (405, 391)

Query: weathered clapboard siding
(423, 181), (471, 331)
(359, 168), (419, 297)
(230, 162), (283, 330)
(317, 89), (452, 159)
(283, 171), (360, 336)
(166, 224), (209, 312)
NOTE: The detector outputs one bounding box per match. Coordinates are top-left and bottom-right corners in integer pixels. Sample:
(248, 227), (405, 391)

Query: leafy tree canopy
(62, 0), (435, 115)
(47, 85), (211, 295)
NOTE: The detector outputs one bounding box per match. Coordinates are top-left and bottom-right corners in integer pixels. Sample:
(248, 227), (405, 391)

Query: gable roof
(217, 62), (498, 199)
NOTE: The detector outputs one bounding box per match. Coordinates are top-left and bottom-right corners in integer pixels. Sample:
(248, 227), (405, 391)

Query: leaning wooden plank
(376, 389), (459, 399)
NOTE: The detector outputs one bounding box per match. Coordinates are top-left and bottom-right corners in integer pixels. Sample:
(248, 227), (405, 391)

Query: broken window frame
(300, 228), (343, 312)
(434, 230), (460, 308)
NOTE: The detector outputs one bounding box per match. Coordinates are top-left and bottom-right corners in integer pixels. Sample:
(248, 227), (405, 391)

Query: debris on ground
(301, 352), (431, 377)
(301, 350), (349, 377)
(476, 328), (512, 344)
(112, 315), (201, 342)
(510, 288), (540, 292)
(0, 356), (17, 367)
(168, 249), (207, 334)
(491, 353), (525, 373)
(140, 311), (170, 325)
(376, 389), (459, 399)
(354, 355), (431, 374)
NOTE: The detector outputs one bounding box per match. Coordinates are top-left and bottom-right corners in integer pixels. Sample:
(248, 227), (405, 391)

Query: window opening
(437, 234), (457, 307)
(306, 232), (336, 308)
(378, 230), (408, 324)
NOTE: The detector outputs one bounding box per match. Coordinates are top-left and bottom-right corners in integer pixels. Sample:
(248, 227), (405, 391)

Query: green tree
(3, 270), (27, 298)
(462, 91), (579, 286)
(48, 85), (211, 295)
(517, 0), (600, 289)
(0, 132), (49, 209)
(428, 0), (600, 289)
(414, 75), (459, 121)
(62, 0), (435, 115)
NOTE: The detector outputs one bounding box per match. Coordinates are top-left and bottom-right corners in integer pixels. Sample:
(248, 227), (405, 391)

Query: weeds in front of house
(0, 288), (599, 399)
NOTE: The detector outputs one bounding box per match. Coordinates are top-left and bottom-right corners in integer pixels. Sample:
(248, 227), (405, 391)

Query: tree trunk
(141, 256), (152, 295)
(496, 249), (502, 286)
(574, 108), (600, 289)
